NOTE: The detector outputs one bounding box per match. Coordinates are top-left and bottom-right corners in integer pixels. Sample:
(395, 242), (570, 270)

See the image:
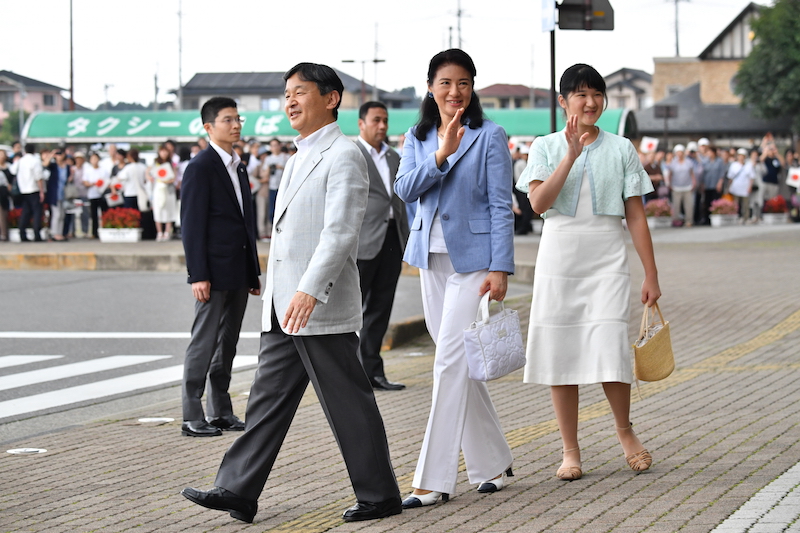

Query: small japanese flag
(640, 136), (659, 154)
(786, 167), (800, 189)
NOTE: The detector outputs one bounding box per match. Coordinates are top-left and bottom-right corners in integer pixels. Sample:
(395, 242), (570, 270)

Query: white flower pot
(646, 216), (672, 229)
(98, 228), (142, 243)
(8, 228), (50, 242)
(710, 214), (738, 227)
(761, 213), (789, 225)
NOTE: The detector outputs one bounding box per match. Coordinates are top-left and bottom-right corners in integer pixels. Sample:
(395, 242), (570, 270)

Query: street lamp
(342, 58), (386, 105)
(341, 59), (366, 106)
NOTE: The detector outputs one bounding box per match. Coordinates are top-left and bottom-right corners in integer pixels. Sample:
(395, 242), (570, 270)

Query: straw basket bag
(632, 303), (674, 382)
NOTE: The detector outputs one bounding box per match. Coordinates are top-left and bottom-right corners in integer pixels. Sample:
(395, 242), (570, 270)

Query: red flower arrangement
(7, 207), (49, 228)
(7, 208), (21, 229)
(763, 196), (787, 214)
(101, 207), (141, 229)
(644, 198), (672, 217)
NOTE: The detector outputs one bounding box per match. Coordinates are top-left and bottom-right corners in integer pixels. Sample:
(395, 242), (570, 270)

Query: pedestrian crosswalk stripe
(0, 332), (261, 339)
(0, 356), (258, 420)
(0, 355), (64, 369)
(0, 355), (171, 392)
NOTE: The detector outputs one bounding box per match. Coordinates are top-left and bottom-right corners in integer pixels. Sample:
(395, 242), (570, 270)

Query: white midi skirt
(524, 173), (633, 385)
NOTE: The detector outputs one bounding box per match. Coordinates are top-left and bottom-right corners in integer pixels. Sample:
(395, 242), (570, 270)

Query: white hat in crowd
(673, 144), (686, 153)
(686, 141), (699, 152)
(698, 138), (710, 146)
(737, 148), (749, 156)
(518, 143), (530, 155)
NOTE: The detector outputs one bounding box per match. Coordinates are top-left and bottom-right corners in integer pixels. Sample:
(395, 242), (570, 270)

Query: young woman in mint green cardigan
(516, 64), (661, 481)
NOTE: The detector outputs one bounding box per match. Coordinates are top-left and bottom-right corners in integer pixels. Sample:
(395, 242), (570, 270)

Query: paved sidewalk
(2, 226), (800, 532)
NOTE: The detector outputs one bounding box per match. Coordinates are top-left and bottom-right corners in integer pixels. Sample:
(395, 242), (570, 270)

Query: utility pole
(177, 0), (183, 110)
(372, 23), (385, 101)
(456, 0), (463, 48)
(69, 0), (75, 110)
(104, 84), (113, 110)
(672, 0), (690, 56)
(153, 73), (158, 111)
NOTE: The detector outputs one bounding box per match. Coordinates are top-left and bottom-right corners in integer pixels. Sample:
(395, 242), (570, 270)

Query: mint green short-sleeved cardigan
(515, 128), (653, 219)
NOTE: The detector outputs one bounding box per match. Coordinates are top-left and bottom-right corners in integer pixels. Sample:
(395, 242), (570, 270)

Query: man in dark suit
(355, 101), (409, 391)
(179, 96), (261, 437)
(182, 63), (401, 524)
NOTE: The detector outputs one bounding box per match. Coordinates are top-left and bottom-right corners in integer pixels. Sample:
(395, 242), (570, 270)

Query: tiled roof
(0, 70), (65, 92)
(635, 83), (792, 136)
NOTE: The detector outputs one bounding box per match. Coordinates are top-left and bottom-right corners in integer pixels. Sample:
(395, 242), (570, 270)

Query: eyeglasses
(215, 116), (246, 125)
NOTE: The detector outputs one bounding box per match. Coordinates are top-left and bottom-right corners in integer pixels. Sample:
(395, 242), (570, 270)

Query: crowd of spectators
(1, 131), (797, 242)
(0, 137), (297, 242)
(635, 134), (799, 226)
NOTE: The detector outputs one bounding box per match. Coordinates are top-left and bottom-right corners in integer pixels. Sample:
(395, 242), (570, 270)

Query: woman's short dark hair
(414, 49), (485, 141)
(128, 147), (140, 163)
(283, 62), (344, 119)
(559, 64), (607, 99)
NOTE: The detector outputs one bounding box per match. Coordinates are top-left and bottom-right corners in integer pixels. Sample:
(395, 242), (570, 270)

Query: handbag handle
(637, 302), (666, 342)
(475, 292), (505, 324)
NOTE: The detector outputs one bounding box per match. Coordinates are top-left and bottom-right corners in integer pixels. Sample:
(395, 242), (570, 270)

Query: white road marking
(711, 462), (800, 532)
(0, 355), (171, 391)
(0, 332), (261, 339)
(0, 356), (258, 419)
(0, 355), (64, 369)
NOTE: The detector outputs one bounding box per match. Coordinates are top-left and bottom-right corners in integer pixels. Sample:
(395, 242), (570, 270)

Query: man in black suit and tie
(355, 101), (409, 391)
(179, 97), (261, 437)
(181, 63), (401, 524)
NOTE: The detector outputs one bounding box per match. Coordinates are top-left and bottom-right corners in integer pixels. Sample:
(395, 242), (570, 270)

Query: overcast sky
(2, 0), (765, 110)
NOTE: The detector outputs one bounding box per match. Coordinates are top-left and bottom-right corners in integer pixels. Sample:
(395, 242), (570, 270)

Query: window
(261, 97), (280, 111)
(666, 85), (682, 97)
(0, 92), (14, 111)
(43, 94), (55, 106)
(499, 98), (509, 109)
(616, 96), (627, 108)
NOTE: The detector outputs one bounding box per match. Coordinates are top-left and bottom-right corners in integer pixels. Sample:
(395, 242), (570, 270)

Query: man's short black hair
(359, 101), (387, 120)
(201, 97), (238, 124)
(283, 63), (344, 119)
(24, 143), (36, 154)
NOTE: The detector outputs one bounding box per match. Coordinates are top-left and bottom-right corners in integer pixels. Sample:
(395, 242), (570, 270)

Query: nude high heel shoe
(616, 423), (652, 472)
(556, 447), (582, 480)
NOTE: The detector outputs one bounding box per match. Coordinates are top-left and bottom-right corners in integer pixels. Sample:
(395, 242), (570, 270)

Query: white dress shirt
(357, 136), (394, 219)
(288, 122), (340, 184)
(209, 140), (244, 214)
(12, 153), (44, 194)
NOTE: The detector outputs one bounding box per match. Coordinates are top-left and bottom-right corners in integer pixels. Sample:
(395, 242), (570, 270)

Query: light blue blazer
(395, 119), (515, 274)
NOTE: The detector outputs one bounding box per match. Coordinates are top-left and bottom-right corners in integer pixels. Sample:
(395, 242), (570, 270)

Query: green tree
(0, 110), (29, 145)
(736, 0), (800, 132)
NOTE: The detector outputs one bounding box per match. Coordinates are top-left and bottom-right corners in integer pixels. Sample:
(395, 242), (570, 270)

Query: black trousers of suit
(214, 309), (400, 504)
(182, 288), (249, 421)
(357, 223), (403, 380)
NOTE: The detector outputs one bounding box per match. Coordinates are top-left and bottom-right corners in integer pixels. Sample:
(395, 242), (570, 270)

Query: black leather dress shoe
(370, 376), (406, 391)
(207, 415), (245, 431)
(342, 496), (402, 522)
(181, 486), (257, 523)
(181, 420), (222, 437)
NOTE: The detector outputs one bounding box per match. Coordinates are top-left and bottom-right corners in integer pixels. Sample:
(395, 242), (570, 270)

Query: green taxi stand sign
(22, 108), (635, 144)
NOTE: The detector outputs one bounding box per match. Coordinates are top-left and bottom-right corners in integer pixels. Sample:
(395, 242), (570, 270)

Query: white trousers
(50, 202), (64, 237)
(413, 253), (513, 495)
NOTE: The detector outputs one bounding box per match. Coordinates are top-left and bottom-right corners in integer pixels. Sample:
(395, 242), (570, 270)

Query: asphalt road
(0, 270), (529, 444)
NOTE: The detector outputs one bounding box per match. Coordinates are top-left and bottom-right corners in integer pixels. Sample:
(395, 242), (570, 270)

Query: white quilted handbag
(463, 292), (526, 381)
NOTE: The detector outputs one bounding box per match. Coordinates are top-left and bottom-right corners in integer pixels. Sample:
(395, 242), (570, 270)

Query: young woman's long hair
(414, 49), (485, 141)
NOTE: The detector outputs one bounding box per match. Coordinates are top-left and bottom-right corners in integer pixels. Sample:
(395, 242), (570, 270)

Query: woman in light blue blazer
(395, 49), (515, 509)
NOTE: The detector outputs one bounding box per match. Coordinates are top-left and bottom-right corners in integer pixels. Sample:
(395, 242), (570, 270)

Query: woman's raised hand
(435, 108), (466, 168)
(564, 115), (590, 161)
